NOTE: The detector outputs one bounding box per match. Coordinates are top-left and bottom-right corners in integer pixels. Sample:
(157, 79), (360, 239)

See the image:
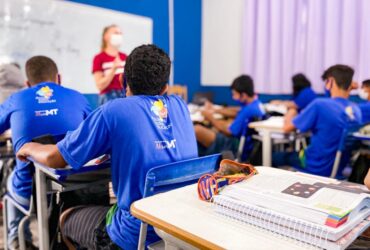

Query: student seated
(270, 73), (317, 112)
(0, 56), (91, 249)
(16, 45), (198, 249)
(194, 75), (265, 159)
(0, 63), (24, 103)
(358, 79), (370, 124)
(274, 65), (362, 177)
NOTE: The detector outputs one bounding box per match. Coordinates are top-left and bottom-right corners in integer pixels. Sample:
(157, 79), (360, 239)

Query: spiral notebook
(212, 167), (370, 249)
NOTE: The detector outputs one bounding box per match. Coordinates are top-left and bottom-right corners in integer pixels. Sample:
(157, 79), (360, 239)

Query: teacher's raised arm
(92, 24), (127, 105)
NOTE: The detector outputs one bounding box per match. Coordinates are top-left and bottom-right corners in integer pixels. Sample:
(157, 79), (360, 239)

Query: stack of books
(213, 167), (370, 250)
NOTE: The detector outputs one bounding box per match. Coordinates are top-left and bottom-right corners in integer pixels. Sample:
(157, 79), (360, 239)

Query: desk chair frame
(167, 85), (188, 103)
(236, 116), (266, 163)
(137, 154), (221, 250)
(3, 189), (35, 250)
(330, 125), (362, 178)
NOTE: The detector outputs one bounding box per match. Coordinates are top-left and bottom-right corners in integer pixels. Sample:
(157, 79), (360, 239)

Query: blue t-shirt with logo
(0, 82), (91, 198)
(293, 87), (317, 111)
(359, 102), (370, 124)
(293, 98), (362, 177)
(57, 95), (198, 249)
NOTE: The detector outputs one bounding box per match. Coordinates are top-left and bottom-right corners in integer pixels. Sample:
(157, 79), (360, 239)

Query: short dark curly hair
(124, 44), (171, 95)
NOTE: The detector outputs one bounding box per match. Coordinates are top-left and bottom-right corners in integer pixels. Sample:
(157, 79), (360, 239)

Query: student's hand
(16, 143), (33, 162)
(202, 109), (215, 121)
(284, 108), (298, 122)
(350, 81), (359, 91)
(204, 100), (214, 110)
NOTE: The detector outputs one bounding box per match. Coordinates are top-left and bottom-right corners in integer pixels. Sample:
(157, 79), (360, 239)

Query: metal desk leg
(261, 130), (272, 166)
(35, 168), (49, 250)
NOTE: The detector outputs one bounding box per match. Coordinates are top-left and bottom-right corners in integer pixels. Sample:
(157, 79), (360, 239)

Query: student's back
(0, 82), (90, 198)
(293, 97), (362, 176)
(293, 86), (317, 111)
(2, 82), (90, 151)
(358, 102), (370, 124)
(58, 94), (197, 247)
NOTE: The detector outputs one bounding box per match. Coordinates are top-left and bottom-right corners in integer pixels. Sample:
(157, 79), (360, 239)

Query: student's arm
(285, 101), (318, 134)
(93, 56), (121, 92)
(17, 143), (67, 169)
(202, 110), (232, 136)
(204, 101), (240, 118)
(214, 107), (241, 118)
(364, 168), (370, 189)
(283, 108), (298, 133)
(21, 107), (111, 170)
(0, 96), (14, 134)
(285, 101), (298, 110)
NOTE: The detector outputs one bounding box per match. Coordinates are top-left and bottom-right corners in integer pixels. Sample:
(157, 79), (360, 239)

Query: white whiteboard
(201, 0), (243, 86)
(0, 0), (153, 93)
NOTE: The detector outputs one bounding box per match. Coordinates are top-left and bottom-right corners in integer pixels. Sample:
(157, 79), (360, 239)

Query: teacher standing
(92, 24), (127, 105)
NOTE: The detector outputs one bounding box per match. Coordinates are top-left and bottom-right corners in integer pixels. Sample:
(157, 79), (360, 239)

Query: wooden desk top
(131, 184), (310, 250)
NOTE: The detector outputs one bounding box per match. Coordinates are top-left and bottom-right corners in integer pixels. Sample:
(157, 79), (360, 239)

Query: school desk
(32, 159), (111, 250)
(131, 184), (313, 250)
(248, 117), (309, 166)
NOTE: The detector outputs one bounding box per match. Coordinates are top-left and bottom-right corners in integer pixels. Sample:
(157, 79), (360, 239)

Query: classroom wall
(68, 0), (363, 108)
(68, 0), (242, 106)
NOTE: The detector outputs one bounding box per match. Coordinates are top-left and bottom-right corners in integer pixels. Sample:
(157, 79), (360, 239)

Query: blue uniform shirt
(359, 102), (370, 124)
(293, 87), (317, 111)
(229, 99), (266, 137)
(229, 99), (266, 160)
(57, 95), (198, 249)
(0, 82), (91, 198)
(293, 98), (362, 177)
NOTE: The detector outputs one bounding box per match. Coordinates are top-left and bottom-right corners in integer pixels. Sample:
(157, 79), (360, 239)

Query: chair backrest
(167, 85), (188, 103)
(236, 115), (268, 162)
(330, 124), (363, 178)
(192, 91), (214, 105)
(143, 154), (221, 198)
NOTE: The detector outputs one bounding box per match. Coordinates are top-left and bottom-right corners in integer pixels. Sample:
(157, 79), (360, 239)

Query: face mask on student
(110, 34), (123, 48)
(324, 80), (332, 97)
(358, 88), (369, 100)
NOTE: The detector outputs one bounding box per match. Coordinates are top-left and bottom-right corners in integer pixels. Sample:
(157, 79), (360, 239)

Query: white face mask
(110, 34), (123, 48)
(358, 88), (369, 100)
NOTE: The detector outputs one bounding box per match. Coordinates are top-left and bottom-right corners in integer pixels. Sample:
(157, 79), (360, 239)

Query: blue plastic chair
(330, 124), (363, 178)
(137, 154), (221, 250)
(236, 115), (268, 163)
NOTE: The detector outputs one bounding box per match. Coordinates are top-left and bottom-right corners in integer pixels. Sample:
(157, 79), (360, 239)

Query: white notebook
(212, 167), (370, 248)
(214, 195), (370, 249)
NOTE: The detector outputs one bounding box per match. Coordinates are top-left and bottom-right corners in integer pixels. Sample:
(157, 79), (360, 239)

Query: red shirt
(92, 51), (127, 94)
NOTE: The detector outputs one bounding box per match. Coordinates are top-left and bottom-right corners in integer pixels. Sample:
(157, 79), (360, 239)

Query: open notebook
(212, 167), (370, 249)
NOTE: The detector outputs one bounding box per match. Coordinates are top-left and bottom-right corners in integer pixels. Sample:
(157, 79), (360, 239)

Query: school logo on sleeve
(345, 106), (355, 120)
(36, 86), (56, 104)
(150, 99), (172, 130)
